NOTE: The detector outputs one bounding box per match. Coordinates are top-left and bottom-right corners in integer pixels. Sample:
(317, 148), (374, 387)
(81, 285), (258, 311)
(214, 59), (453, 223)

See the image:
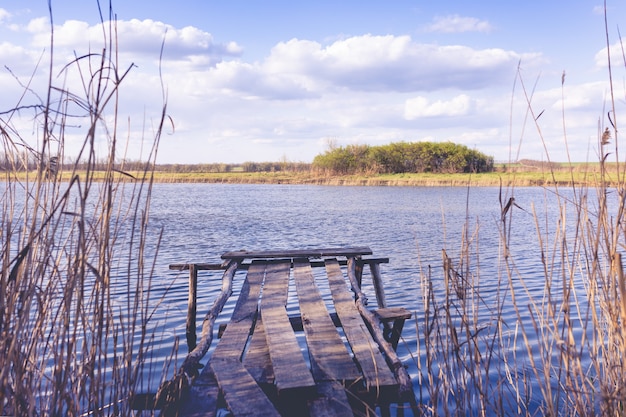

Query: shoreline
(145, 170), (606, 187)
(8, 168), (611, 187)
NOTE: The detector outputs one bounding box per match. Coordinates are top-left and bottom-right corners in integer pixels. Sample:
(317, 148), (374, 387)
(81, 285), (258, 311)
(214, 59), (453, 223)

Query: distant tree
(313, 144), (371, 174)
(312, 141), (493, 175)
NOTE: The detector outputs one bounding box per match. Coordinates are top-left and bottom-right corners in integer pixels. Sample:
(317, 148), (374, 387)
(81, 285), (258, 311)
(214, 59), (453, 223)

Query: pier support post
(369, 262), (387, 309)
(187, 264), (198, 351)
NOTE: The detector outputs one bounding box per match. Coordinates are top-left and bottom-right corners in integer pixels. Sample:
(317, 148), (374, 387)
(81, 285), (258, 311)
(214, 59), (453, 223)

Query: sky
(0, 1), (625, 164)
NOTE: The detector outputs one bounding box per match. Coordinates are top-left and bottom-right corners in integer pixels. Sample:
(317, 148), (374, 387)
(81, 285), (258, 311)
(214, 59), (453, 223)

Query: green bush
(312, 141), (494, 175)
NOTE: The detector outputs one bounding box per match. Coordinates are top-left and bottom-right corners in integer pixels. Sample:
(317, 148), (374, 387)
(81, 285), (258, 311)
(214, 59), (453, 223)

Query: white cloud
(27, 17), (241, 65)
(593, 41), (626, 69)
(592, 5), (606, 15)
(194, 34), (538, 100)
(120, 19), (242, 59)
(425, 15), (493, 34)
(0, 8), (12, 23)
(0, 9), (600, 164)
(14, 20), (536, 103)
(26, 16), (48, 37)
(514, 81), (607, 116)
(404, 94), (473, 119)
(0, 41), (37, 69)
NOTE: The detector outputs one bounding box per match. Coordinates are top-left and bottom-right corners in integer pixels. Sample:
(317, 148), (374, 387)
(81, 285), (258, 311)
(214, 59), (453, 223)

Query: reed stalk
(0, 3), (168, 416)
(410, 4), (626, 415)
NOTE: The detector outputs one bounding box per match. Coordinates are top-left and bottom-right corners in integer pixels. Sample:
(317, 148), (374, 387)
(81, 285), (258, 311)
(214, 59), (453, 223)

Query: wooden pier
(136, 247), (417, 416)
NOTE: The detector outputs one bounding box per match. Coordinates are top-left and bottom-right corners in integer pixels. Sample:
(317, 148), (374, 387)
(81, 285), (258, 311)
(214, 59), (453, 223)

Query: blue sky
(0, 1), (624, 164)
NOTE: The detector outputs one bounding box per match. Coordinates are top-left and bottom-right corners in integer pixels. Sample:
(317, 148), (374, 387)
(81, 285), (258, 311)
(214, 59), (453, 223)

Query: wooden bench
(139, 247), (416, 416)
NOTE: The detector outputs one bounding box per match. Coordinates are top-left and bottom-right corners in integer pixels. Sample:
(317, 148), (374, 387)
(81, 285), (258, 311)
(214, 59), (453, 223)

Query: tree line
(312, 141), (494, 174)
(156, 161), (312, 173)
(0, 141), (494, 175)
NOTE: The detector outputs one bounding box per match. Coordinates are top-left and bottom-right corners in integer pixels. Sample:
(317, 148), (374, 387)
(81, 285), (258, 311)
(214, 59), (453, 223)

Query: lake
(137, 183), (586, 414)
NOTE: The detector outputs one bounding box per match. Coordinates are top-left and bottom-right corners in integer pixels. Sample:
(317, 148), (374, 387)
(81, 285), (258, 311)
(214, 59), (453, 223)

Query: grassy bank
(146, 162), (624, 187)
(12, 162), (620, 187)
(141, 170), (587, 187)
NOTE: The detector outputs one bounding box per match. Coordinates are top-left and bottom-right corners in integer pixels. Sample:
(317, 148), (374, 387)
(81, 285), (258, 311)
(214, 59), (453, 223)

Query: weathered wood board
(293, 259), (360, 382)
(242, 316), (274, 384)
(222, 247), (373, 260)
(260, 260), (316, 393)
(325, 258), (398, 389)
(155, 248), (417, 416)
(208, 262), (280, 415)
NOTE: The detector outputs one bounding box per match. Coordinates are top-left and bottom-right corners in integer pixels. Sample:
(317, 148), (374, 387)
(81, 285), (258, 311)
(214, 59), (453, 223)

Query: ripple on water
(127, 184), (597, 412)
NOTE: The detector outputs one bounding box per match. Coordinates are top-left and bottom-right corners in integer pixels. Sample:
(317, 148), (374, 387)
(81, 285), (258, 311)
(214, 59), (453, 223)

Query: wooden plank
(288, 312), (342, 331)
(208, 262), (280, 415)
(325, 259), (398, 389)
(261, 260), (316, 393)
(375, 307), (412, 321)
(293, 259), (360, 382)
(231, 262), (264, 322)
(375, 308), (412, 351)
(222, 246), (372, 260)
(169, 258), (387, 271)
(242, 315), (275, 384)
(261, 260), (291, 306)
(239, 257), (389, 270)
(210, 262), (264, 360)
(210, 359), (281, 417)
(263, 304), (316, 392)
(219, 312), (342, 337)
(169, 263), (225, 271)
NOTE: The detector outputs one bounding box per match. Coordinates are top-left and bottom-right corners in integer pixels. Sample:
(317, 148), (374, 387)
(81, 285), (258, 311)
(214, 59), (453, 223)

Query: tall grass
(5, 3), (626, 417)
(412, 6), (626, 416)
(0, 4), (168, 416)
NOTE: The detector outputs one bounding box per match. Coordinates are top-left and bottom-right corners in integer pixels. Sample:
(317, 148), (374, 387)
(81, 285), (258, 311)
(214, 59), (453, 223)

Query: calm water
(2, 179), (604, 415)
(140, 183), (584, 411)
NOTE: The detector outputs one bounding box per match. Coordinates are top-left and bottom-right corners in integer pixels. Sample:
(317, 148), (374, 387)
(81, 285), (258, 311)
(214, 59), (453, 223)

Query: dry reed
(4, 2), (626, 417)
(0, 3), (169, 416)
(410, 4), (626, 416)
